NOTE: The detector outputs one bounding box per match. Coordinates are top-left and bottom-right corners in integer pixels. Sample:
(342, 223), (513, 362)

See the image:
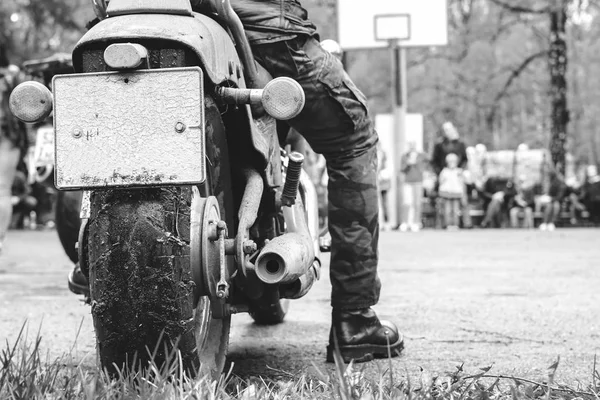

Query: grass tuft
(2, 323), (600, 399)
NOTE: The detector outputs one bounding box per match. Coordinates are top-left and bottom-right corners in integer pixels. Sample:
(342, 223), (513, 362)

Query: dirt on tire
(88, 187), (200, 374)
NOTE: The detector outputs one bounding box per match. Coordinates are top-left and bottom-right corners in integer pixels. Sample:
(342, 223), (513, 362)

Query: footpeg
(282, 152), (304, 206)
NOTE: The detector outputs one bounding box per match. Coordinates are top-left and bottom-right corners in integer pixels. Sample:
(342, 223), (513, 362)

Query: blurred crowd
(286, 117), (600, 235)
(377, 121), (600, 232)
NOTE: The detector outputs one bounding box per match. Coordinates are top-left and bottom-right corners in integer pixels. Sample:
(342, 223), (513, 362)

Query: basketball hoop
(374, 14), (411, 43)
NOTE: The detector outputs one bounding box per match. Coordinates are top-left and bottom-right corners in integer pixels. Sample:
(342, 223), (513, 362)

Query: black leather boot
(68, 263), (90, 298)
(326, 308), (404, 363)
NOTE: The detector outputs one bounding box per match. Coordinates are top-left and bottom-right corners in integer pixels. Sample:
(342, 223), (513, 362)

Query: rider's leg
(0, 139), (20, 252)
(252, 35), (403, 362)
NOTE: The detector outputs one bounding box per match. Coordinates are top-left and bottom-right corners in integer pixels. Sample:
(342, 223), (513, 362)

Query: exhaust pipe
(280, 259), (321, 299)
(255, 201), (315, 284)
(255, 152), (316, 285)
(299, 168), (321, 261)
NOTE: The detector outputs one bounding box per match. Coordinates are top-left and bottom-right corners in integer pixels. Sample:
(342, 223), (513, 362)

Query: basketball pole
(390, 40), (408, 228)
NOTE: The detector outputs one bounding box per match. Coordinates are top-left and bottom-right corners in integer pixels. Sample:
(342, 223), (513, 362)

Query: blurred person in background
(473, 144), (488, 184)
(9, 170), (37, 230)
(564, 175), (586, 225)
(509, 175), (535, 228)
(537, 169), (566, 231)
(431, 122), (468, 174)
(399, 141), (427, 232)
(465, 146), (484, 194)
(0, 45), (26, 254)
(580, 164), (600, 225)
(475, 143), (488, 157)
(479, 177), (516, 228)
(377, 143), (392, 230)
(438, 153), (466, 230)
(431, 121), (472, 229)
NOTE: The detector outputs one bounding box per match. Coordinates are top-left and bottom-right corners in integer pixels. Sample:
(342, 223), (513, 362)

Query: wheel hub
(190, 189), (227, 305)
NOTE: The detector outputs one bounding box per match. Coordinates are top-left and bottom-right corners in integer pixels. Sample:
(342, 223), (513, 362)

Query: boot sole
(68, 272), (90, 297)
(326, 335), (405, 363)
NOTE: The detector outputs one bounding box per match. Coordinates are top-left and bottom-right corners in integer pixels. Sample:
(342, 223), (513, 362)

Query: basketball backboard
(338, 0), (448, 49)
(374, 14), (411, 42)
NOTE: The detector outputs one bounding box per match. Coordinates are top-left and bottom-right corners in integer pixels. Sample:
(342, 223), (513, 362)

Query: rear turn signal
(9, 81), (53, 124)
(262, 77), (305, 120)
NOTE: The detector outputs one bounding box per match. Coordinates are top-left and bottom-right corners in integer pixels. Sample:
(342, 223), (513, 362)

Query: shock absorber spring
(281, 151), (304, 207)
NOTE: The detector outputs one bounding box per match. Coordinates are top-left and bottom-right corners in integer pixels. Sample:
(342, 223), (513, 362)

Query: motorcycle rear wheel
(87, 97), (234, 380)
(88, 187), (231, 379)
(249, 287), (289, 325)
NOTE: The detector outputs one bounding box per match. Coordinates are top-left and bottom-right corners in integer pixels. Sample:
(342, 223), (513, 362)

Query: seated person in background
(537, 170), (566, 231)
(564, 176), (586, 225)
(479, 176), (516, 228)
(509, 175), (535, 228)
(580, 164), (600, 224)
(438, 153), (466, 230)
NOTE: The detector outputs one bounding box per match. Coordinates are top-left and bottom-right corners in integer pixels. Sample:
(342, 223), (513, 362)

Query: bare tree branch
(486, 49), (550, 125)
(406, 49), (470, 71)
(489, 0), (551, 14)
(410, 83), (481, 107)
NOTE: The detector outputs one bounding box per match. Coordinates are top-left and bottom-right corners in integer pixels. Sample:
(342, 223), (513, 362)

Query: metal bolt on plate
(175, 122), (186, 133)
(72, 129), (83, 139)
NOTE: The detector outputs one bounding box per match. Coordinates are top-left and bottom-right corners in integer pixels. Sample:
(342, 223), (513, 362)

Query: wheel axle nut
(243, 240), (257, 254)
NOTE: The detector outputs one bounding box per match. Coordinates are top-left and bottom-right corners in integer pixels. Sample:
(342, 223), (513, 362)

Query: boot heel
(326, 345), (375, 363)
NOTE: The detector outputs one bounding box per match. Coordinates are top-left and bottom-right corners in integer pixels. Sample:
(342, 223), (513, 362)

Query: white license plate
(53, 67), (205, 190)
(34, 126), (54, 166)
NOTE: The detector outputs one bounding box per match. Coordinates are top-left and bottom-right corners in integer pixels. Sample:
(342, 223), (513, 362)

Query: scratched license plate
(34, 125), (55, 166)
(53, 67), (205, 190)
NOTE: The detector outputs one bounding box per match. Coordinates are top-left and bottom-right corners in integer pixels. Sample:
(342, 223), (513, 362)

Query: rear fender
(73, 13), (243, 87)
(73, 12), (281, 184)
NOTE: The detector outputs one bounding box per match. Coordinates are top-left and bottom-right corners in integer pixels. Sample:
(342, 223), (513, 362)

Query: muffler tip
(256, 254), (286, 284)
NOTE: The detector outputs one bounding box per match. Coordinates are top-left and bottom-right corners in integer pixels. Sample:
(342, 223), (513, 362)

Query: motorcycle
(10, 0), (324, 379)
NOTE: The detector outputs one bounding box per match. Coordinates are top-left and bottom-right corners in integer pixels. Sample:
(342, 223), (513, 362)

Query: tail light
(104, 43), (148, 70)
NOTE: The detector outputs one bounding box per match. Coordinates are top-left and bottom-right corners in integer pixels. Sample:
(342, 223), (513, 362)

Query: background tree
(0, 0), (93, 64)
(490, 0), (571, 174)
(302, 0), (599, 169)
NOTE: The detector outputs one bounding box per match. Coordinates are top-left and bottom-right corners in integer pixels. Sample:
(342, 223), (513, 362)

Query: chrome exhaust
(280, 259), (321, 300)
(255, 152), (318, 286)
(255, 199), (315, 284)
(299, 169), (321, 262)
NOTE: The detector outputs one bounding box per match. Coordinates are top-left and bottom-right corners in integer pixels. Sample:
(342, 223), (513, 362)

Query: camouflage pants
(253, 35), (381, 310)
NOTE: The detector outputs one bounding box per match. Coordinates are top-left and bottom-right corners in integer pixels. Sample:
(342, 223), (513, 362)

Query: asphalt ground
(1, 228), (599, 385)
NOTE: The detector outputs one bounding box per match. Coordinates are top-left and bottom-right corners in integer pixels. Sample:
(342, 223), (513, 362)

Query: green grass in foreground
(2, 323), (600, 400)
